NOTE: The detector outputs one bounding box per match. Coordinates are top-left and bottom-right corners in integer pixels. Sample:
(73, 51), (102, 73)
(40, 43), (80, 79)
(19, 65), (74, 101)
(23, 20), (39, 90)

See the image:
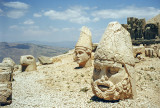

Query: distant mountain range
(0, 42), (71, 64)
(15, 41), (77, 48)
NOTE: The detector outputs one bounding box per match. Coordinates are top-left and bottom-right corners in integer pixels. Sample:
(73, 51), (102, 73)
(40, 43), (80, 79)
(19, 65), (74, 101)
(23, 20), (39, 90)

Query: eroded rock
(0, 82), (12, 105)
(2, 58), (15, 67)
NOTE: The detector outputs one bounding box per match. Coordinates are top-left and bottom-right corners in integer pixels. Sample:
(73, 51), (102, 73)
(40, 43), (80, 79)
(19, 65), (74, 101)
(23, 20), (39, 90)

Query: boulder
(2, 58), (15, 67)
(38, 56), (52, 65)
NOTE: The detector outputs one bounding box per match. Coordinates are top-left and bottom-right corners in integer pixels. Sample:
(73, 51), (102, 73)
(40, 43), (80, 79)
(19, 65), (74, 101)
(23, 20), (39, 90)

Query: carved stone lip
(97, 81), (115, 94)
(98, 85), (109, 92)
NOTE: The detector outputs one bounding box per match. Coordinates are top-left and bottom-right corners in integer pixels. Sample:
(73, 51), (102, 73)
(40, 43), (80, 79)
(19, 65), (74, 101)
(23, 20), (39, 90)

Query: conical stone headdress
(95, 22), (135, 66)
(75, 26), (92, 52)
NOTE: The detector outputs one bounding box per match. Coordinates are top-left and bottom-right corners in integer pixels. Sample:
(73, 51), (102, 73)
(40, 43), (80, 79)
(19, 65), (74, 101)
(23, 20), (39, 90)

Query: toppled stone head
(74, 26), (92, 68)
(20, 55), (37, 72)
(91, 22), (136, 100)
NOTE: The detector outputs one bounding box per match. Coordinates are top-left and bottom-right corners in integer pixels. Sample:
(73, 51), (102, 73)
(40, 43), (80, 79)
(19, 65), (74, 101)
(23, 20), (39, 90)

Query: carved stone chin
(91, 22), (136, 100)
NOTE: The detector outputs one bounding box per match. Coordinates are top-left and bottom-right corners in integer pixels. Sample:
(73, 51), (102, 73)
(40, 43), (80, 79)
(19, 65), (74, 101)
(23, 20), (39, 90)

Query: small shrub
(80, 87), (89, 92)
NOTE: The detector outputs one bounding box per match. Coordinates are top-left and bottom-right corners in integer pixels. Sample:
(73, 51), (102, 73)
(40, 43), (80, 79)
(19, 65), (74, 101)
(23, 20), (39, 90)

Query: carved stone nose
(101, 75), (108, 82)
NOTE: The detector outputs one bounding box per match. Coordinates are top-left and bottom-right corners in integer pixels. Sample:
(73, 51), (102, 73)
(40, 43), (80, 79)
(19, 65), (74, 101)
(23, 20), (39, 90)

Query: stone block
(0, 82), (12, 105)
(38, 56), (52, 65)
(0, 72), (11, 82)
(133, 45), (145, 57)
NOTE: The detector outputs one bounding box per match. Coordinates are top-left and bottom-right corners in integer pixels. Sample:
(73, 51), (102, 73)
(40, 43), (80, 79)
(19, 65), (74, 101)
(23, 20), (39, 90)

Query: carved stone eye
(94, 66), (101, 75)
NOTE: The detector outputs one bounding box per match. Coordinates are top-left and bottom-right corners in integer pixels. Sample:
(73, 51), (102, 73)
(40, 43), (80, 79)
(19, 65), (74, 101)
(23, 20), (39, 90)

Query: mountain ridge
(0, 42), (70, 64)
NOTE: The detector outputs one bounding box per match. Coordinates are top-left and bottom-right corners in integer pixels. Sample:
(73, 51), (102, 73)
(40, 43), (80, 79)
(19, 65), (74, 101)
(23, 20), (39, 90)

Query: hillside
(0, 42), (70, 64)
(2, 51), (160, 108)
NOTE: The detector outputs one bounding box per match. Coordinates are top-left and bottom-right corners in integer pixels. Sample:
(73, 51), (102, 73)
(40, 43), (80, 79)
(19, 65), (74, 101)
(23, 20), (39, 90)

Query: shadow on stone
(90, 96), (120, 103)
(74, 67), (83, 69)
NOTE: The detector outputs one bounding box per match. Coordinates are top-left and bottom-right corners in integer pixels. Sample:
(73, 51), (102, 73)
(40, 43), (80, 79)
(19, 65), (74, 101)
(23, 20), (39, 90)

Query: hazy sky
(0, 0), (160, 43)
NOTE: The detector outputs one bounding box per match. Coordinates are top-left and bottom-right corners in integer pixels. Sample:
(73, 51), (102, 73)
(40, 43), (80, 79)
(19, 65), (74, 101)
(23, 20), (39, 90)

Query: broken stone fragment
(38, 56), (52, 65)
(133, 45), (145, 58)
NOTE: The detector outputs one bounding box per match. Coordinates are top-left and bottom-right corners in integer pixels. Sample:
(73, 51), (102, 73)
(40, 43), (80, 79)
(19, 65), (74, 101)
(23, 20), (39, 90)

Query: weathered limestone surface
(20, 55), (37, 72)
(92, 22), (136, 100)
(145, 48), (154, 57)
(92, 43), (98, 52)
(0, 64), (12, 105)
(38, 56), (52, 65)
(74, 26), (92, 68)
(2, 58), (15, 68)
(133, 45), (145, 58)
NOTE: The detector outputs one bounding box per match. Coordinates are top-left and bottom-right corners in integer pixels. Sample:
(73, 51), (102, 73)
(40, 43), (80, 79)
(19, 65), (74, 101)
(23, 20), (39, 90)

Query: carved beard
(91, 77), (132, 100)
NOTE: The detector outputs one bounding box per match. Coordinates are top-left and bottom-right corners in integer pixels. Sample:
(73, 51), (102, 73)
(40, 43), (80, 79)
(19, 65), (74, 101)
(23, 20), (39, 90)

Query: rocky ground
(1, 52), (160, 108)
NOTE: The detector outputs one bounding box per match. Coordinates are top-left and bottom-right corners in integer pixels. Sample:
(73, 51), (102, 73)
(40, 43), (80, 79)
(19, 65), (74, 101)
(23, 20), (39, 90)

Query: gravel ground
(2, 53), (160, 108)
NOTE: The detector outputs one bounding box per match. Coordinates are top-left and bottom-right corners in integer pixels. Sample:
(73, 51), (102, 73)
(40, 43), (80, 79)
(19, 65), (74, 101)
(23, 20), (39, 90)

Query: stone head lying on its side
(91, 22), (137, 100)
(20, 55), (37, 72)
(74, 26), (92, 68)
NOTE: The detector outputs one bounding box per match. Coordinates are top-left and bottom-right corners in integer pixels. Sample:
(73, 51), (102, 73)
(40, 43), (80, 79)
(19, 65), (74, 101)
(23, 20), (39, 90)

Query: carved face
(75, 48), (90, 67)
(91, 61), (132, 100)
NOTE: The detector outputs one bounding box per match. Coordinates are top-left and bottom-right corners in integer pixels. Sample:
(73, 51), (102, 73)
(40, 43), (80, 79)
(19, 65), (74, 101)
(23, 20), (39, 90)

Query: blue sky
(0, 0), (160, 43)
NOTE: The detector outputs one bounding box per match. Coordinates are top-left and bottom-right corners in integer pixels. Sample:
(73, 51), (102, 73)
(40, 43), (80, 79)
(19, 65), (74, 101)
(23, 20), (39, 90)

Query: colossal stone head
(20, 55), (37, 72)
(91, 22), (136, 100)
(74, 26), (92, 68)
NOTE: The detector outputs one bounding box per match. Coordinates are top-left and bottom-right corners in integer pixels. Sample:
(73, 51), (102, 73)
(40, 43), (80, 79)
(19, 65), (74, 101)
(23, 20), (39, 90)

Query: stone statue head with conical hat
(74, 26), (92, 68)
(91, 22), (136, 100)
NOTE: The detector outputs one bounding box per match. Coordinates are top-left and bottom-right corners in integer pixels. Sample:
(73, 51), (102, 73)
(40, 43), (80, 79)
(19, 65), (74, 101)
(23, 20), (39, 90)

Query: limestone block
(133, 45), (145, 58)
(74, 26), (92, 68)
(20, 55), (37, 72)
(38, 56), (52, 65)
(92, 22), (136, 100)
(0, 72), (11, 82)
(0, 82), (12, 105)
